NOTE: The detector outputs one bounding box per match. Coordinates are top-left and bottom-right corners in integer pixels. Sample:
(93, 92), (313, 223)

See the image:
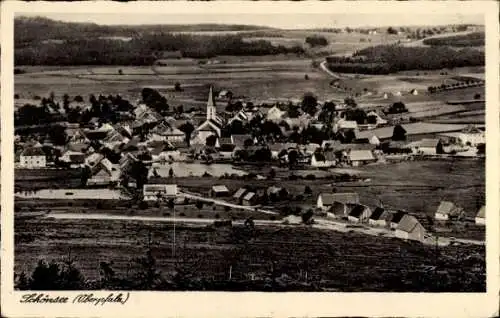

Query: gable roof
(436, 201), (463, 216)
(390, 210), (407, 224)
(243, 192), (256, 201)
(396, 214), (424, 233)
(21, 147), (45, 157)
(212, 185), (229, 193)
(477, 205), (485, 218)
(348, 150), (375, 161)
(349, 204), (370, 218)
(233, 187), (248, 199)
(319, 192), (359, 206)
(369, 207), (391, 221)
(417, 138), (441, 148)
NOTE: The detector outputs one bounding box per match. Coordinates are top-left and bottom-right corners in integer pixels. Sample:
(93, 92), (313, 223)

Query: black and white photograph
(2, 1), (499, 316)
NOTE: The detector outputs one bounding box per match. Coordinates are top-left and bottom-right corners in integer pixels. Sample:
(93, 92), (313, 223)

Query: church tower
(207, 86), (216, 121)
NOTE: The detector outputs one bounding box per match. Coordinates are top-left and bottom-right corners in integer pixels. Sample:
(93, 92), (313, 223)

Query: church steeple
(207, 86), (216, 120)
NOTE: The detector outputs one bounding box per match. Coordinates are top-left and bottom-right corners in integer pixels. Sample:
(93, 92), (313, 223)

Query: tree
(195, 201), (204, 210)
(118, 69), (123, 75)
(128, 161), (149, 190)
(48, 124), (68, 146)
(344, 97), (357, 108)
(179, 122), (195, 147)
(304, 186), (313, 196)
(80, 166), (92, 187)
(174, 82), (183, 92)
(74, 95), (84, 102)
(288, 150), (298, 167)
(301, 93), (318, 116)
(305, 35), (328, 47)
(268, 168), (276, 179)
(169, 167), (174, 178)
(474, 93), (481, 99)
(392, 124), (407, 141)
(387, 27), (398, 35)
(301, 209), (314, 224)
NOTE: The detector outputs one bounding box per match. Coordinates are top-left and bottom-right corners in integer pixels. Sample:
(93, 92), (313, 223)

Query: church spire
(207, 86), (216, 120)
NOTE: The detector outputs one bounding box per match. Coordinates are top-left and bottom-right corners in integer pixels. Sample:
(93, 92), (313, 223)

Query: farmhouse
(395, 215), (426, 242)
(346, 150), (376, 167)
(242, 192), (258, 206)
(440, 126), (485, 147)
(317, 192), (359, 212)
(265, 105), (286, 122)
(334, 119), (358, 133)
(408, 139), (444, 156)
(475, 206), (485, 225)
(150, 122), (185, 142)
(368, 207), (392, 227)
(87, 158), (121, 186)
(59, 150), (85, 167)
(347, 204), (372, 223)
(389, 210), (407, 229)
(210, 185), (230, 198)
(143, 184), (178, 201)
(233, 187), (248, 203)
(435, 201), (464, 221)
(19, 146), (46, 168)
(311, 151), (336, 168)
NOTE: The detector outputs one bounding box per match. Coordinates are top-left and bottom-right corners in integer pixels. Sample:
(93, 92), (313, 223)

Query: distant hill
(15, 16), (277, 47)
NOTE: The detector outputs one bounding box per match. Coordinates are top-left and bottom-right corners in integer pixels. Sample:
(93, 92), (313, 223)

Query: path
(179, 190), (279, 215)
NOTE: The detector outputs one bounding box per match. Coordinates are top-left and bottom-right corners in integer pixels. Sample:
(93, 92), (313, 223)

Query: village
(14, 84), (486, 247)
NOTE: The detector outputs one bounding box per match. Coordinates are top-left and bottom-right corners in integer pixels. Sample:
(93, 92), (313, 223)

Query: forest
(326, 45), (484, 74)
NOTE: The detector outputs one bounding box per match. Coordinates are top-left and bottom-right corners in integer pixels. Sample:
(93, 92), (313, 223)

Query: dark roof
(349, 204), (369, 218)
(21, 147), (45, 157)
(390, 210), (407, 224)
(319, 192), (359, 206)
(369, 207), (387, 220)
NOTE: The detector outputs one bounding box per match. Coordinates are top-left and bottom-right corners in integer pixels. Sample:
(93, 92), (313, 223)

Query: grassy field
(15, 217), (485, 291)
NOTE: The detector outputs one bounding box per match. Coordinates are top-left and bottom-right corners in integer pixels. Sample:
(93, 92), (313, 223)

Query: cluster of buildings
(316, 192), (485, 242)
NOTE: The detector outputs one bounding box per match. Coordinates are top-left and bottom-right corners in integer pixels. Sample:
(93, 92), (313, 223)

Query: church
(193, 86), (225, 146)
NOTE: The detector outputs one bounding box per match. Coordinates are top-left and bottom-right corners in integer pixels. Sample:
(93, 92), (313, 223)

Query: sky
(18, 12), (483, 29)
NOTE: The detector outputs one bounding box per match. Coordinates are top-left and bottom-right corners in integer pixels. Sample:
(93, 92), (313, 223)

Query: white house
(59, 150), (86, 168)
(408, 139), (444, 156)
(435, 201), (463, 221)
(475, 206), (485, 225)
(347, 204), (372, 223)
(143, 184), (178, 201)
(19, 146), (46, 168)
(317, 192), (359, 211)
(395, 215), (426, 242)
(311, 152), (336, 168)
(266, 105), (286, 122)
(150, 122), (185, 142)
(347, 150), (376, 167)
(86, 158), (121, 186)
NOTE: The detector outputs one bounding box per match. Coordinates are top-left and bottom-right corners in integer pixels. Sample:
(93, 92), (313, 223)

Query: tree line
(15, 33), (305, 66)
(423, 32), (484, 47)
(326, 45), (484, 74)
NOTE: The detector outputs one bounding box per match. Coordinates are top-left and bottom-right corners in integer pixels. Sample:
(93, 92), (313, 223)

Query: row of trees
(427, 81), (484, 94)
(326, 45), (484, 74)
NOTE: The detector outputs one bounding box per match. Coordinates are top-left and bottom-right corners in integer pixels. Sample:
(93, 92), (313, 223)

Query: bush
(305, 174), (316, 180)
(305, 35), (328, 47)
(139, 201), (149, 210)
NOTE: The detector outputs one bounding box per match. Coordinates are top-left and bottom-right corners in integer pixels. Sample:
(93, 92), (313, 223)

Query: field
(15, 217), (485, 291)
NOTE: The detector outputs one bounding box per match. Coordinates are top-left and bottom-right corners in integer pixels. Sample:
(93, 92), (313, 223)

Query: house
(194, 86), (224, 146)
(103, 130), (129, 148)
(346, 150), (376, 166)
(475, 206), (485, 225)
(334, 119), (358, 133)
(68, 129), (90, 144)
(435, 201), (464, 221)
(395, 214), (426, 242)
(210, 185), (230, 198)
(143, 184), (178, 201)
(408, 139), (444, 156)
(85, 153), (105, 170)
(347, 204), (372, 223)
(317, 192), (359, 212)
(440, 126), (485, 147)
(59, 150), (86, 167)
(368, 207), (392, 227)
(242, 192), (258, 206)
(265, 105), (286, 122)
(369, 135), (381, 146)
(311, 151), (336, 168)
(86, 158), (121, 186)
(228, 110), (249, 125)
(218, 90), (233, 100)
(233, 187), (248, 203)
(150, 122), (185, 142)
(19, 146), (46, 168)
(389, 210), (407, 229)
